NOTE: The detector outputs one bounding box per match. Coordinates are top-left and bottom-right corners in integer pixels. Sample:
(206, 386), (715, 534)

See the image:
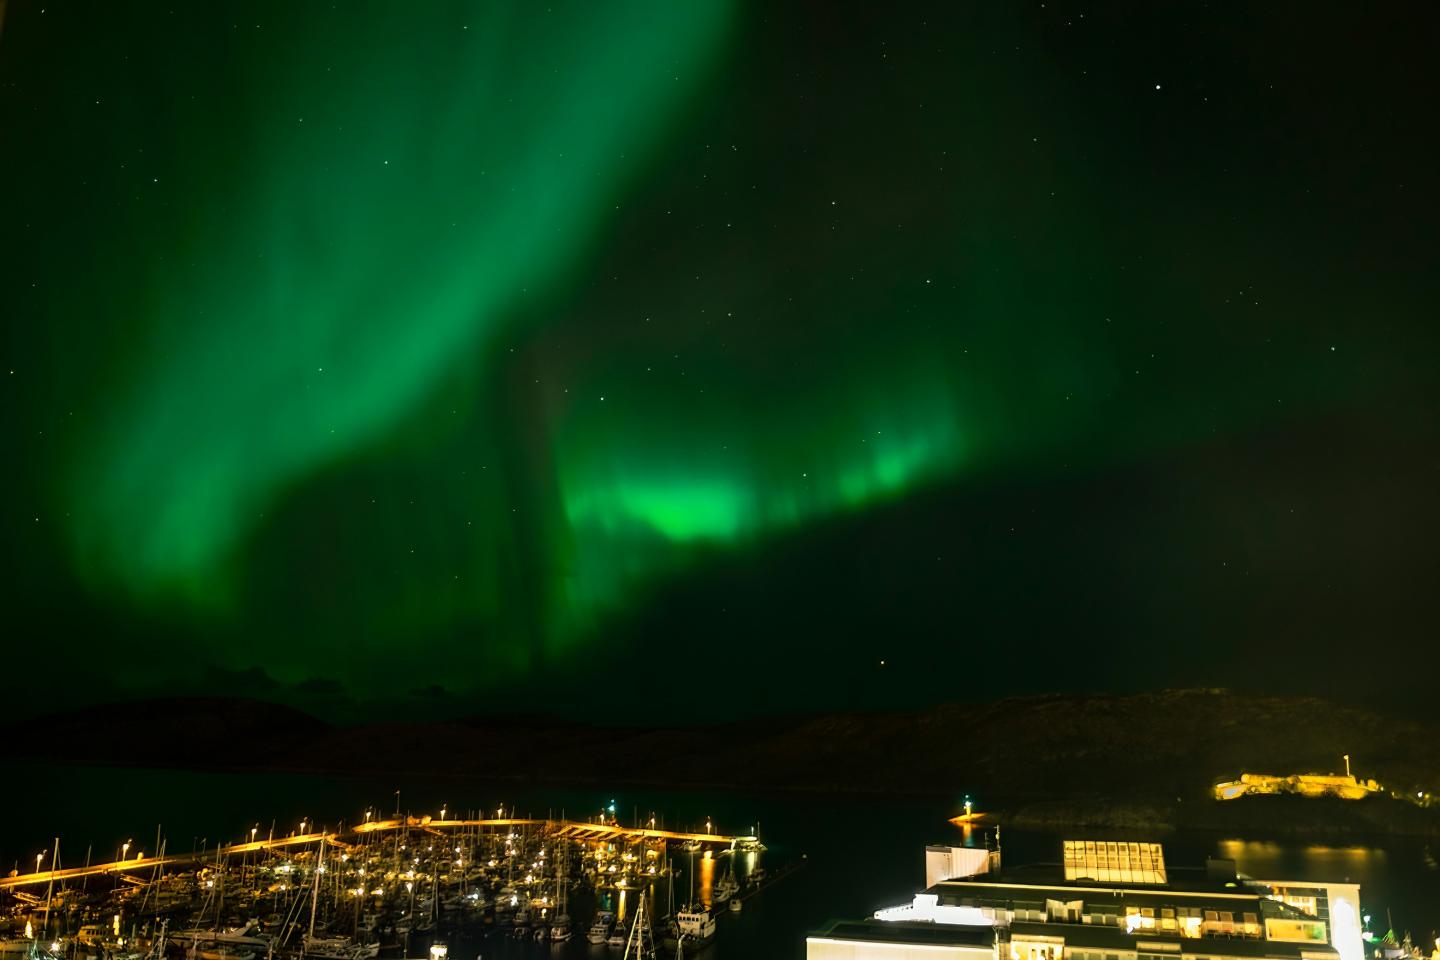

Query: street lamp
(122, 841), (131, 860)
(35, 852), (45, 873)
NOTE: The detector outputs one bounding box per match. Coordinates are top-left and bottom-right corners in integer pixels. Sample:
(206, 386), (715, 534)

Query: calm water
(5, 765), (1439, 959)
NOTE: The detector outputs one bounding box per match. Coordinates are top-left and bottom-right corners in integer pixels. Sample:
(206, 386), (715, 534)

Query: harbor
(0, 801), (792, 960)
(3, 766), (1439, 960)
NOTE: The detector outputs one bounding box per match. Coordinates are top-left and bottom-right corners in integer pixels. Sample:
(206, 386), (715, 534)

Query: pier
(0, 816), (755, 890)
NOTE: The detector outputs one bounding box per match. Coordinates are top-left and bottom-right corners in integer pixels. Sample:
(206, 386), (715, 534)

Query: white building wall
(926, 846), (993, 887)
(807, 937), (993, 960)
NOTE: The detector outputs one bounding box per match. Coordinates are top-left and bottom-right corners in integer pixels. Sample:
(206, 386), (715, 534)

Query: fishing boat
(678, 907), (716, 942)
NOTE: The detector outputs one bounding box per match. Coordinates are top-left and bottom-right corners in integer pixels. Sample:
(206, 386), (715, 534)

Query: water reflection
(700, 851), (716, 909)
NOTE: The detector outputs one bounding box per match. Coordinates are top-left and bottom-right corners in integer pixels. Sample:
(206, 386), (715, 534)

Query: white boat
(728, 898), (742, 913)
(676, 906), (717, 944)
(586, 912), (614, 944)
(607, 920), (629, 947)
(712, 872), (738, 906)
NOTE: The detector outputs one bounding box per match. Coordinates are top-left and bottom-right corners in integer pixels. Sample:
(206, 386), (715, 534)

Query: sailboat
(621, 893), (657, 960)
(549, 839), (573, 942)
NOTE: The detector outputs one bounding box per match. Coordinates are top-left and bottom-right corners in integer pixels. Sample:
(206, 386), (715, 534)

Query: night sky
(2, 2), (1436, 720)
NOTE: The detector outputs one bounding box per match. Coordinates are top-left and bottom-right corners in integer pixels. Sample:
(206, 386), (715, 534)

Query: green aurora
(2, 2), (1434, 711)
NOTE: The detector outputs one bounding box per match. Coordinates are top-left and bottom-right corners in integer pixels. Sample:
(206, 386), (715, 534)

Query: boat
(662, 906), (716, 952)
(712, 870), (738, 906)
(195, 949), (256, 960)
(302, 938), (380, 960)
(727, 898), (742, 913)
(586, 912), (614, 944)
(620, 893), (657, 960)
(169, 929), (270, 952)
(549, 915), (572, 942)
(0, 943), (64, 960)
(608, 919), (629, 947)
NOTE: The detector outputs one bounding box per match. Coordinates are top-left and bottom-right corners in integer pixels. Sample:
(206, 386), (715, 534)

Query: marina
(0, 804), (788, 960)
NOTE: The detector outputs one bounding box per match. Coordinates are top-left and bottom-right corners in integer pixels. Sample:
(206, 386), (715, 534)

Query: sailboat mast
(308, 837), (326, 944)
(41, 837), (59, 939)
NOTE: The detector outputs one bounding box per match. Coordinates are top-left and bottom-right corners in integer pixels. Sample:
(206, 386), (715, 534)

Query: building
(1212, 774), (1382, 802)
(807, 840), (1360, 960)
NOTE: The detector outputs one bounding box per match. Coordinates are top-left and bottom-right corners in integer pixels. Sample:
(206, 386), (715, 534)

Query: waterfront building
(807, 840), (1362, 960)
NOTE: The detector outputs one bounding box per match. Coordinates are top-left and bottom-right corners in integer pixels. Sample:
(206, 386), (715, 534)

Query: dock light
(251, 827), (258, 842)
(123, 840), (131, 859)
(299, 820), (307, 833)
(113, 915), (120, 937)
(35, 852), (45, 871)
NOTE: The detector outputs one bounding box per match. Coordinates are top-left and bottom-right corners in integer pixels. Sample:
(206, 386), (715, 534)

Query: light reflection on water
(1216, 837), (1389, 885)
(700, 851), (716, 908)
